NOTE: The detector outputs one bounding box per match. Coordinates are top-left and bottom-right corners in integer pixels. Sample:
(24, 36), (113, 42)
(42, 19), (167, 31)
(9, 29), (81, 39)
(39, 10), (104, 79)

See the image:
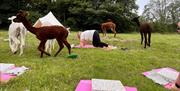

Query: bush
(152, 22), (177, 33)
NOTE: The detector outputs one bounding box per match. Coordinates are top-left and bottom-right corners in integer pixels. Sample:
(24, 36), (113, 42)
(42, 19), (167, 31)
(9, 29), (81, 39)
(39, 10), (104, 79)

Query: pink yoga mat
(164, 82), (174, 89)
(142, 67), (178, 89)
(75, 80), (92, 91)
(0, 73), (16, 82)
(125, 86), (138, 91)
(143, 68), (161, 76)
(75, 80), (138, 91)
(74, 45), (95, 48)
(142, 67), (177, 76)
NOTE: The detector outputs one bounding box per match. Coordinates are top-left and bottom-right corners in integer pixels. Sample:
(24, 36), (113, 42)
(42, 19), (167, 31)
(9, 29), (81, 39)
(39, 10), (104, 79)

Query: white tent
(33, 11), (64, 28)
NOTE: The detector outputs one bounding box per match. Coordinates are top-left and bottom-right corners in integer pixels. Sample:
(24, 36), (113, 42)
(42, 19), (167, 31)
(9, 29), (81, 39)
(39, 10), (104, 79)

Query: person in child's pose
(77, 30), (108, 48)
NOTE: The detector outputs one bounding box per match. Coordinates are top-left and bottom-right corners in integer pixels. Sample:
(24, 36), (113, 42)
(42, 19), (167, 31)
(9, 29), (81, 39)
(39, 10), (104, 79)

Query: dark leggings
(92, 31), (108, 48)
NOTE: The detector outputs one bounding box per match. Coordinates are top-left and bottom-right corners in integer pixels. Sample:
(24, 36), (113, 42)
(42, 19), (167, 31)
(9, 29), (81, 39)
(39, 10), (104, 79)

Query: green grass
(0, 30), (180, 91)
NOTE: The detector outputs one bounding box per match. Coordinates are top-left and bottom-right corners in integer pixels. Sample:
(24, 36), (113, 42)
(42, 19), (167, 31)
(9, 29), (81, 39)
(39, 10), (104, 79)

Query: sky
(136, 0), (150, 15)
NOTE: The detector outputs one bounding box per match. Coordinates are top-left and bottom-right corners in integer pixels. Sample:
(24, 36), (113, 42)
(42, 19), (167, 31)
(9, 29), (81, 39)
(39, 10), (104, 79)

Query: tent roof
(33, 12), (64, 28)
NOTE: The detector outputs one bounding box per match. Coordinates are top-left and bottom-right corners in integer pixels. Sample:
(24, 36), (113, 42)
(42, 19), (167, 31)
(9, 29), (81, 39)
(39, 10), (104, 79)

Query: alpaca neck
(135, 21), (141, 27)
(11, 20), (14, 23)
(21, 17), (36, 35)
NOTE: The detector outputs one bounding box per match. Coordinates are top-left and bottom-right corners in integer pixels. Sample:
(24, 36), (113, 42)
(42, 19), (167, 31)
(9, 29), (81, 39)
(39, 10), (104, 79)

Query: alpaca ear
(8, 16), (16, 20)
(18, 10), (24, 13)
(66, 27), (70, 31)
(18, 10), (28, 17)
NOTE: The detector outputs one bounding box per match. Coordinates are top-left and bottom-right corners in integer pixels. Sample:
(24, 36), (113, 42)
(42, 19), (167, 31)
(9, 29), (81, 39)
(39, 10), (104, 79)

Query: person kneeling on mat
(77, 30), (108, 48)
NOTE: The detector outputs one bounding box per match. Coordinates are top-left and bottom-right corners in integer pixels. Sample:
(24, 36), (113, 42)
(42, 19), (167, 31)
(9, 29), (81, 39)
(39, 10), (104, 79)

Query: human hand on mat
(80, 39), (90, 47)
(103, 45), (117, 51)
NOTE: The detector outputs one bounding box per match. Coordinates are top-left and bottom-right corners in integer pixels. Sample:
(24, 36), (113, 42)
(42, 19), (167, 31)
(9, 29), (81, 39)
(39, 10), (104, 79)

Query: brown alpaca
(132, 17), (152, 48)
(13, 10), (71, 58)
(101, 21), (116, 37)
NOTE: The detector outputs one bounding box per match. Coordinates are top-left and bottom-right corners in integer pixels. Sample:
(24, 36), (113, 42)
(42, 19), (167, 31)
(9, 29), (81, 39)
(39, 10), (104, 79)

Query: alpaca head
(107, 19), (113, 22)
(8, 16), (16, 21)
(132, 16), (140, 26)
(13, 10), (29, 23)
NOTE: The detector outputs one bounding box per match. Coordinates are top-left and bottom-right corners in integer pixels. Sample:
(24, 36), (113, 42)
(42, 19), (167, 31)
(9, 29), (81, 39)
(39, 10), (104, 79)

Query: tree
(0, 0), (28, 28)
(142, 0), (180, 32)
(63, 0), (138, 32)
(142, 0), (180, 24)
(0, 0), (138, 32)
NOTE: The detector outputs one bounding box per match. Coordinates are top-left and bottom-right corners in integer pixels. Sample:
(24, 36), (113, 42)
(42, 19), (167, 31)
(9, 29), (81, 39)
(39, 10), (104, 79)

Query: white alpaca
(8, 16), (27, 55)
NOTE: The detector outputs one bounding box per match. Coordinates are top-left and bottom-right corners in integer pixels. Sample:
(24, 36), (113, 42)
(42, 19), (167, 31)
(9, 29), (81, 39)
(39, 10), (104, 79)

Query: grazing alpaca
(8, 16), (27, 55)
(132, 17), (152, 48)
(13, 10), (71, 58)
(101, 20), (116, 37)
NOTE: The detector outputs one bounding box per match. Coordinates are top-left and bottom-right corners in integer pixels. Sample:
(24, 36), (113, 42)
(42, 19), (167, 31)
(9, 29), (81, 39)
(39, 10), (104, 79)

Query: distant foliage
(27, 11), (43, 24)
(142, 0), (180, 33)
(0, 0), (27, 28)
(0, 0), (139, 32)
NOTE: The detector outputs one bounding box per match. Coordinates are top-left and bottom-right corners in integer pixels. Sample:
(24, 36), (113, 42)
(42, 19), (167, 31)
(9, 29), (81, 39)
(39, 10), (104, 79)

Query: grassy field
(0, 30), (180, 91)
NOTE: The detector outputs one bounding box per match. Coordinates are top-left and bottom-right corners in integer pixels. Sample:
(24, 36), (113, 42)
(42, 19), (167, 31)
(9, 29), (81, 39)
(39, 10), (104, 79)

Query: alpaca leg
(63, 40), (71, 54)
(11, 41), (17, 54)
(41, 42), (47, 57)
(49, 39), (55, 54)
(52, 39), (56, 50)
(45, 40), (48, 53)
(54, 39), (64, 57)
(38, 40), (51, 58)
(48, 39), (56, 53)
(38, 41), (44, 58)
(19, 30), (26, 56)
(144, 33), (147, 48)
(9, 38), (14, 52)
(101, 26), (105, 37)
(13, 37), (20, 53)
(9, 38), (18, 54)
(104, 30), (107, 36)
(140, 32), (143, 45)
(102, 30), (106, 37)
(102, 28), (106, 36)
(46, 39), (55, 54)
(45, 40), (51, 54)
(148, 32), (151, 47)
(111, 28), (116, 37)
(48, 40), (52, 54)
(19, 44), (24, 56)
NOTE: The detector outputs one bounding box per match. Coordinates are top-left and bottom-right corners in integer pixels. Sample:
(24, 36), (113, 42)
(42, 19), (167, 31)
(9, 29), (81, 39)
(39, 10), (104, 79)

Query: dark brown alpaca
(13, 10), (71, 58)
(101, 20), (116, 37)
(132, 17), (152, 48)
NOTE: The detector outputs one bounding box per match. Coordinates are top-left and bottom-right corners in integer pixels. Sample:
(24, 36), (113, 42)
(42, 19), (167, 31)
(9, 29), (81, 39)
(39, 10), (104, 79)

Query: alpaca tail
(66, 27), (70, 35)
